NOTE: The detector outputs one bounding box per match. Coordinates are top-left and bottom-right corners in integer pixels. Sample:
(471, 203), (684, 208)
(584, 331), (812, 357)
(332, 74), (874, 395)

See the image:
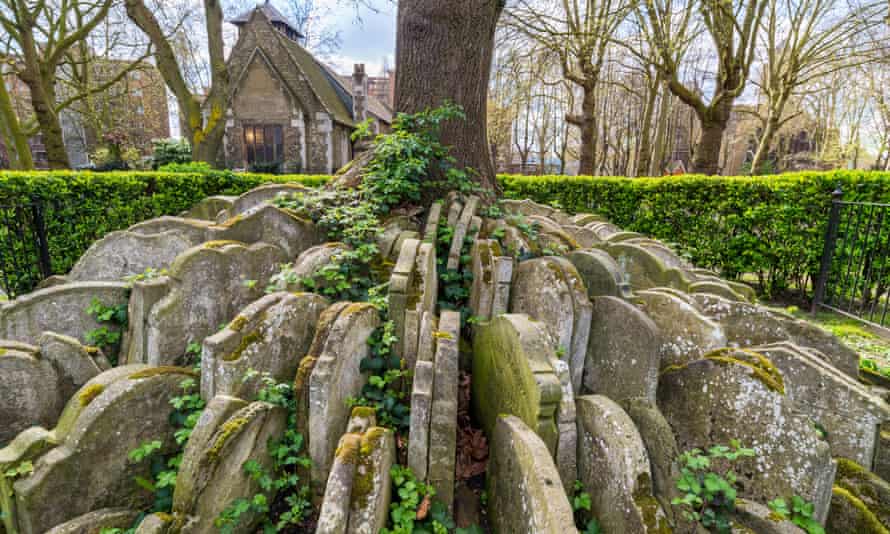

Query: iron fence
(813, 189), (890, 330)
(0, 196), (156, 299)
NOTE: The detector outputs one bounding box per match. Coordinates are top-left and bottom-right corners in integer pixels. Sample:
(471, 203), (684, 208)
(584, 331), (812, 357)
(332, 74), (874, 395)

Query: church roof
(230, 1), (304, 39)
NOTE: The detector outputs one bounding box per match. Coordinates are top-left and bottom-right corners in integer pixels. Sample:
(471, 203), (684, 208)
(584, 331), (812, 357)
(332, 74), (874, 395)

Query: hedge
(501, 171), (890, 296)
(2, 169), (890, 298)
(0, 170), (328, 296)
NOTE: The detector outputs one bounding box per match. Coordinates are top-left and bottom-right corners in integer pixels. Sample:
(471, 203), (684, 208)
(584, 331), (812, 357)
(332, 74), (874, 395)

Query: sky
(323, 2), (396, 77)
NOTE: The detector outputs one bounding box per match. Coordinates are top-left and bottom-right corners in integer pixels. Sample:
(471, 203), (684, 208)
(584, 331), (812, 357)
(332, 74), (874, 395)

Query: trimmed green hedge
(501, 171), (890, 295)
(0, 170), (328, 296)
(3, 169), (890, 298)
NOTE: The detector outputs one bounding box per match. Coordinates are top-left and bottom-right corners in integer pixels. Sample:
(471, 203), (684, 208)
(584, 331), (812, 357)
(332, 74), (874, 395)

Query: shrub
(150, 138), (192, 169)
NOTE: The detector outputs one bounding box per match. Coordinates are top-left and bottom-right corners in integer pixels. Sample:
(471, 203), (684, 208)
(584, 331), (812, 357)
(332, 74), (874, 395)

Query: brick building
(224, 2), (392, 173)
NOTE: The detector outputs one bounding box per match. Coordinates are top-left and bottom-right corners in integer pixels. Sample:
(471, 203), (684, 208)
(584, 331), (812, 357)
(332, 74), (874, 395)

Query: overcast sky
(324, 3), (396, 76)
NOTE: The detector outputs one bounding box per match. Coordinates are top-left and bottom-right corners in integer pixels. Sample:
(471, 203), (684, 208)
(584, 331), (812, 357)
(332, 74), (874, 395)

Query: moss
(155, 512), (174, 523)
(343, 302), (373, 316)
(0, 349), (6, 357)
(128, 366), (197, 380)
(704, 348), (785, 395)
(228, 315), (249, 332)
(202, 240), (242, 250)
(433, 330), (454, 340)
(217, 215), (244, 228)
(351, 406), (377, 420)
(632, 473), (673, 534)
(223, 330), (262, 362)
(78, 384), (105, 406)
(294, 356), (318, 394)
(83, 346), (100, 355)
(829, 486), (890, 534)
(834, 457), (890, 524)
(207, 416), (251, 461)
(334, 433), (361, 465)
(352, 428), (387, 509)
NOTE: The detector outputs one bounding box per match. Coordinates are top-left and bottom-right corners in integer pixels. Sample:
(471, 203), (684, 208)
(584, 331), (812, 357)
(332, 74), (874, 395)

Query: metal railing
(813, 188), (890, 331)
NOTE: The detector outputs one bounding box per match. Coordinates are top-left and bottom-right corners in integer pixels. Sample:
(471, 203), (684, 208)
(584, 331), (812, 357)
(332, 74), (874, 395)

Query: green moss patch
(128, 366), (197, 380)
(77, 384), (105, 406)
(705, 348), (785, 395)
(223, 330), (263, 362)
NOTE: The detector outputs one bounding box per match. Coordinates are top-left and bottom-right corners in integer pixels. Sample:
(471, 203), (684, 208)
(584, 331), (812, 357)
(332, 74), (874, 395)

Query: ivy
(349, 320), (411, 432)
(571, 480), (601, 534)
(768, 495), (825, 534)
(381, 465), (480, 534)
(85, 297), (128, 362)
(671, 440), (756, 534)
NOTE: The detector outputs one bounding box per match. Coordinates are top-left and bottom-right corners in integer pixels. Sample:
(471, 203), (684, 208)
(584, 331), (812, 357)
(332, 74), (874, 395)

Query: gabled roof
(230, 1), (304, 39)
(319, 64), (393, 124)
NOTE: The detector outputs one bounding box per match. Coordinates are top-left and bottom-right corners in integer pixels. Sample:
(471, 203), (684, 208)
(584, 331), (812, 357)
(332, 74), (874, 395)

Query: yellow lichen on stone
(343, 302), (373, 316)
(223, 330), (263, 362)
(202, 240), (243, 250)
(351, 428), (387, 509)
(128, 366), (197, 380)
(78, 384), (105, 406)
(293, 356), (318, 393)
(83, 346), (100, 355)
(334, 433), (361, 465)
(0, 349), (6, 357)
(207, 417), (250, 461)
(351, 406), (377, 420)
(830, 485), (890, 534)
(433, 331), (454, 340)
(632, 473), (673, 534)
(228, 315), (249, 332)
(217, 215), (244, 229)
(705, 348), (785, 395)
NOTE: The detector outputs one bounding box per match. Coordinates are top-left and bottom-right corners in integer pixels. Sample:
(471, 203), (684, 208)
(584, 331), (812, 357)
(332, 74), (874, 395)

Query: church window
(244, 124), (284, 165)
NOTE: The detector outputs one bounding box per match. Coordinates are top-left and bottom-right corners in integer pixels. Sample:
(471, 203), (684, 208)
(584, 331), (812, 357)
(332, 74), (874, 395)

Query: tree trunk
(691, 99), (732, 175)
(570, 86), (597, 175)
(749, 114), (780, 175)
(0, 73), (34, 170)
(395, 0), (503, 191)
(637, 75), (659, 177)
(19, 71), (69, 169)
(649, 82), (672, 176)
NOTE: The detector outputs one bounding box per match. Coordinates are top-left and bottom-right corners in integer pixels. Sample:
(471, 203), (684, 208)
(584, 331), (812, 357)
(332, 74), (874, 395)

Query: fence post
(812, 187), (843, 313)
(29, 198), (53, 280)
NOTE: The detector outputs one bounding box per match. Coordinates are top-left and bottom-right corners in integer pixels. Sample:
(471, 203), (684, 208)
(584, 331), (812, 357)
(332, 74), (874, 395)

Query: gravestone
(634, 289), (727, 368)
(429, 311), (460, 511)
(279, 243), (350, 292)
(486, 415), (576, 533)
(576, 395), (670, 533)
(45, 508), (140, 534)
(214, 205), (321, 259)
(447, 196), (479, 270)
(472, 314), (561, 453)
(3, 365), (195, 534)
(389, 238), (420, 360)
(408, 360), (434, 480)
(172, 399), (287, 534)
(511, 256), (592, 393)
(567, 249), (632, 300)
(0, 282), (129, 347)
(201, 292), (328, 401)
(222, 183), (310, 220)
(137, 242), (286, 366)
(658, 350), (836, 523)
(0, 334), (107, 445)
(180, 195), (235, 221)
(692, 293), (859, 377)
(308, 303), (380, 493)
(754, 342), (889, 468)
(584, 296), (660, 403)
(67, 230), (198, 282)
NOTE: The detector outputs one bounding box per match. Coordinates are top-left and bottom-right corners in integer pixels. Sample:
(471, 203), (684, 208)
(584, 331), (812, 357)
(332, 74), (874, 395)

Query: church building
(223, 2), (392, 173)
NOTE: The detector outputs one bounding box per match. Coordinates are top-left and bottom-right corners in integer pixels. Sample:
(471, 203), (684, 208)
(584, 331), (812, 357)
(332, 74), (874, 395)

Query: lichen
(217, 215), (244, 228)
(223, 330), (263, 362)
(202, 240), (242, 250)
(228, 315), (249, 332)
(632, 472), (672, 534)
(0, 349), (6, 357)
(334, 433), (361, 464)
(351, 406), (377, 420)
(207, 417), (250, 461)
(78, 384), (105, 406)
(343, 302), (373, 316)
(433, 331), (454, 340)
(352, 428), (387, 509)
(830, 485), (890, 534)
(293, 356), (318, 394)
(704, 348), (785, 395)
(128, 366), (197, 380)
(834, 457), (890, 524)
(83, 346), (100, 355)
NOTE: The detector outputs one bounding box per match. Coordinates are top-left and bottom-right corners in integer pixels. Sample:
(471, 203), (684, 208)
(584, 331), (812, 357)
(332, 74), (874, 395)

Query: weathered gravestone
(447, 196), (479, 270)
(584, 296), (660, 403)
(277, 243), (350, 292)
(732, 499), (806, 534)
(179, 195), (235, 221)
(469, 239), (513, 321)
(510, 256), (592, 393)
(0, 282), (129, 347)
(472, 314), (561, 454)
(67, 230), (198, 282)
(308, 303), (380, 494)
(1, 365), (195, 534)
(0, 334), (108, 446)
(429, 311), (460, 511)
(131, 242), (286, 366)
(316, 409), (395, 534)
(827, 458), (890, 533)
(408, 359), (434, 481)
(501, 198), (573, 226)
(634, 289), (727, 369)
(218, 183), (311, 221)
(200, 292), (328, 401)
(213, 205), (321, 258)
(753, 342), (889, 468)
(658, 349), (836, 523)
(45, 508), (141, 534)
(377, 216), (419, 260)
(173, 397), (287, 534)
(486, 415), (576, 534)
(692, 293), (860, 377)
(576, 395), (671, 533)
(567, 248), (632, 300)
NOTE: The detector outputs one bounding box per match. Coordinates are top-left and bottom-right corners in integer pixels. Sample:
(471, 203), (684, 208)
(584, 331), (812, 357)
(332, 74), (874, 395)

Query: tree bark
(637, 75), (659, 177)
(649, 81), (672, 176)
(690, 98), (733, 175)
(569, 85), (597, 175)
(0, 70), (34, 169)
(18, 66), (69, 169)
(395, 0), (503, 191)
